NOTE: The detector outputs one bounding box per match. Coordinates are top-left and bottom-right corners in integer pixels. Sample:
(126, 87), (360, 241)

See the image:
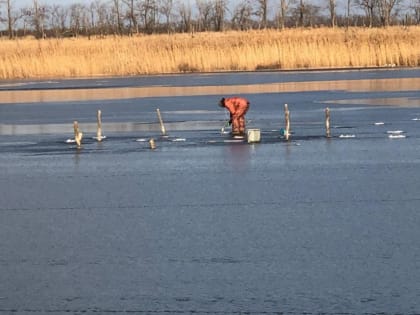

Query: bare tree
(138, 0), (158, 33)
(123, 0), (138, 34)
(357, 0), (378, 26)
(256, 0), (268, 28)
(89, 2), (96, 33)
(32, 0), (47, 38)
(177, 1), (192, 32)
(298, 0), (305, 26)
(49, 4), (67, 37)
(377, 0), (400, 25)
(277, 0), (290, 29)
(91, 0), (109, 36)
(346, 0), (352, 26)
(213, 0), (227, 31)
(159, 0), (174, 32)
(20, 6), (32, 36)
(411, 0), (420, 23)
(80, 5), (93, 37)
(291, 0), (320, 27)
(69, 3), (86, 36)
(0, 0), (14, 38)
(112, 0), (123, 34)
(196, 0), (213, 31)
(231, 0), (253, 30)
(328, 0), (337, 26)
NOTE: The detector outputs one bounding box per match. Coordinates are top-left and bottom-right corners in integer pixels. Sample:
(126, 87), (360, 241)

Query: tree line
(0, 0), (419, 39)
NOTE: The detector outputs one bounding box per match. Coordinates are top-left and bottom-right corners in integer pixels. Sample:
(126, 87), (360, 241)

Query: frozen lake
(1, 68), (420, 314)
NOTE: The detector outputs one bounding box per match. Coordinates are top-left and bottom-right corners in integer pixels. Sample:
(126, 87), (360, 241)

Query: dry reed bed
(0, 27), (419, 79)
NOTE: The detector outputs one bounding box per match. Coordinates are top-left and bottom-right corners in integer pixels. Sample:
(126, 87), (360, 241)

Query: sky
(9, 0), (290, 15)
(9, 0), (329, 14)
(11, 0), (249, 8)
(14, 0), (70, 6)
(13, 0), (202, 6)
(9, 0), (412, 18)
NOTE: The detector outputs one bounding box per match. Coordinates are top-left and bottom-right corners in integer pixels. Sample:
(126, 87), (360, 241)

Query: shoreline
(0, 65), (419, 85)
(1, 76), (420, 104)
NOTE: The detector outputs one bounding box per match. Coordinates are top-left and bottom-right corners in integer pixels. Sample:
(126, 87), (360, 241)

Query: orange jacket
(222, 97), (250, 117)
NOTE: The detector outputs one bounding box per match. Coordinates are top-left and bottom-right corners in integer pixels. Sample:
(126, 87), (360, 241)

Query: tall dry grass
(0, 26), (419, 79)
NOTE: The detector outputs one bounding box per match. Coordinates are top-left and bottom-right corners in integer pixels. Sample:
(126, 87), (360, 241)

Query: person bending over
(219, 96), (250, 137)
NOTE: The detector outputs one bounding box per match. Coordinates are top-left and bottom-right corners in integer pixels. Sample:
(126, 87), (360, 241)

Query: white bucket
(247, 129), (261, 143)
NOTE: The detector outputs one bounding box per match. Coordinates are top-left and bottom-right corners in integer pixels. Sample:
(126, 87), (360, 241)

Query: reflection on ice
(326, 97), (420, 107)
(1, 78), (419, 104)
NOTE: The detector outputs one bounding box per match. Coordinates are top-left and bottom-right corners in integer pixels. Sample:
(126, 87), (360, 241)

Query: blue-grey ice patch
(167, 110), (220, 114)
(0, 141), (37, 146)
